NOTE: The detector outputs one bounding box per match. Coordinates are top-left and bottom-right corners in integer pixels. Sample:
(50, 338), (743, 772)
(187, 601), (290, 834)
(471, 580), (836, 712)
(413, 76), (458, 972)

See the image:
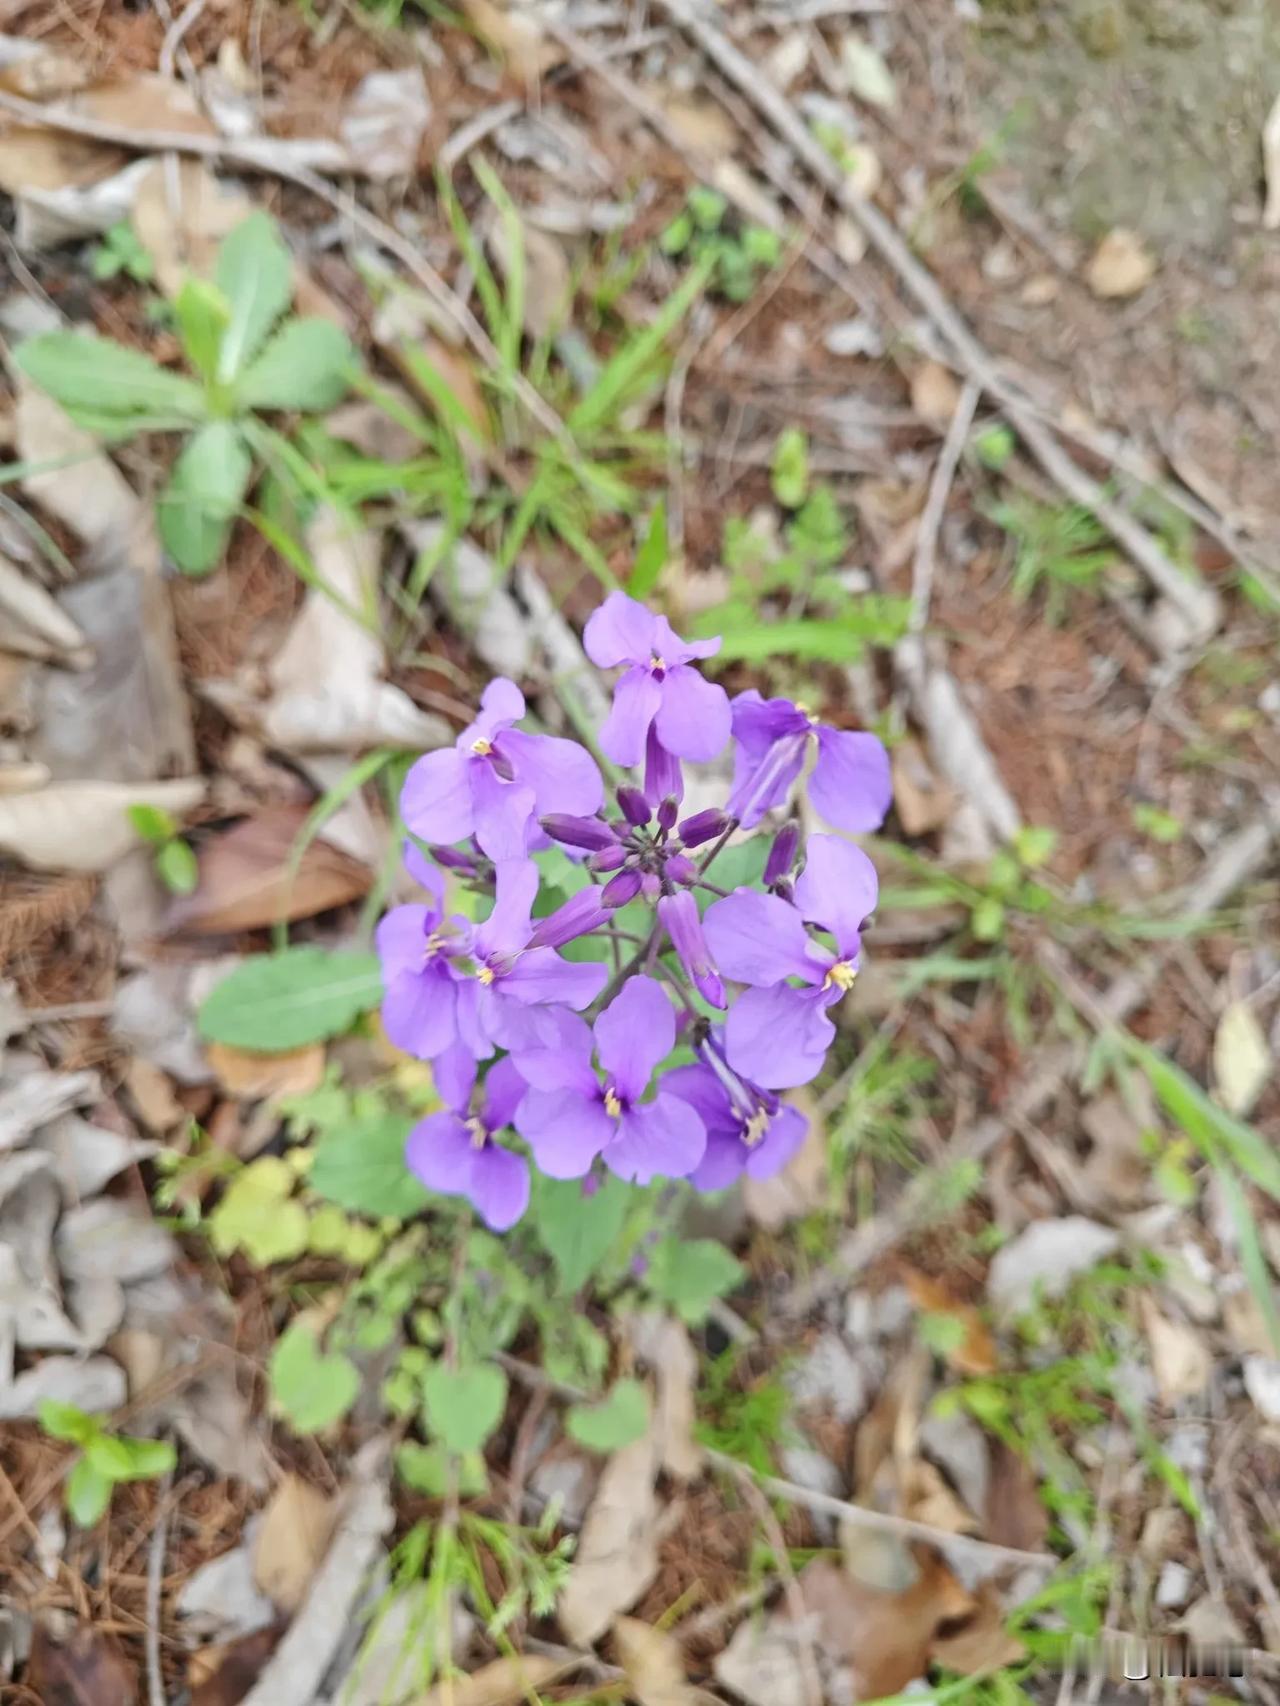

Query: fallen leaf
(339, 68), (430, 180)
(178, 1548), (277, 1641)
(325, 394), (423, 463)
(890, 738), (957, 836)
(557, 1429), (661, 1646)
(13, 376), (145, 554)
(166, 805), (372, 935)
(1080, 1093), (1149, 1206)
(713, 1611), (815, 1706)
(0, 1064), (98, 1151)
(0, 555), (88, 662)
(0, 777), (204, 872)
(408, 520), (531, 681)
(132, 158), (252, 296)
(252, 1475), (339, 1615)
(842, 36), (897, 109)
(902, 1269), (998, 1376)
(983, 1439), (1049, 1554)
(742, 1090), (826, 1229)
(189, 1625), (284, 1706)
(0, 1353), (127, 1419)
(206, 1041), (325, 1104)
(26, 1619), (138, 1705)
(614, 1618), (697, 1706)
(421, 1655), (570, 1706)
(387, 336), (491, 441)
(1141, 1297), (1210, 1403)
(489, 215), (571, 339)
(1263, 91), (1280, 228)
(986, 1216), (1120, 1321)
(901, 1457), (980, 1535)
(910, 360), (961, 428)
(1086, 228), (1155, 299)
(32, 1114), (157, 1201)
(929, 1583), (1025, 1674)
(625, 1310), (702, 1479)
(123, 1058), (186, 1133)
(797, 1555), (972, 1701)
(1243, 1356), (1280, 1423)
(460, 0), (562, 81)
(56, 1197), (175, 1284)
(1213, 998), (1270, 1118)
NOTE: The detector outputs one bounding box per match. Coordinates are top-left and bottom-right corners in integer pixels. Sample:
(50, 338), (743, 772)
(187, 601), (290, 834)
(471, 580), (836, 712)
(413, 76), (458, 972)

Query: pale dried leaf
(133, 157), (252, 295)
(411, 520), (531, 681)
(890, 738), (956, 836)
(0, 1065), (98, 1151)
(206, 1041), (325, 1104)
(0, 1353), (127, 1418)
(841, 36), (897, 108)
(166, 805), (371, 935)
(1263, 92), (1280, 229)
(557, 1430), (661, 1646)
(326, 395), (422, 463)
(910, 360), (961, 428)
(12, 158), (154, 253)
(14, 380), (143, 552)
(1140, 1298), (1210, 1403)
(614, 1618), (697, 1706)
(1086, 228), (1155, 299)
(252, 1475), (339, 1615)
(1243, 1356), (1280, 1423)
(32, 1114), (157, 1201)
(625, 1310), (701, 1480)
(123, 1059), (186, 1133)
(658, 92), (738, 159)
(713, 1612), (813, 1706)
(421, 1655), (569, 1706)
(987, 1216), (1120, 1321)
(1213, 998), (1270, 1117)
(490, 216), (571, 338)
(56, 1197), (175, 1284)
(340, 68), (430, 180)
(0, 777), (204, 872)
(0, 556), (87, 660)
(461, 0), (562, 81)
(178, 1547), (276, 1641)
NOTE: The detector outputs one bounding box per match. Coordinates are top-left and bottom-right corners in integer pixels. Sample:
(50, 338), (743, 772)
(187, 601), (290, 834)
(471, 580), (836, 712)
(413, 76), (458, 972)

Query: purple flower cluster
(379, 592), (891, 1230)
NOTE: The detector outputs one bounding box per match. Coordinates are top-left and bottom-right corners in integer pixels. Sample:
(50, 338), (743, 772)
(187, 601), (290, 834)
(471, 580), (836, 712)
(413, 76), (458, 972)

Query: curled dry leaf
(0, 556), (88, 663)
(557, 1427), (662, 1646)
(339, 68), (431, 180)
(206, 1041), (325, 1104)
(166, 804), (372, 936)
(1140, 1297), (1210, 1404)
(0, 777), (204, 873)
(420, 1655), (571, 1706)
(910, 361), (962, 429)
(625, 1309), (702, 1479)
(252, 1474), (340, 1615)
(902, 1268), (998, 1376)
(1086, 228), (1155, 299)
(796, 1555), (972, 1704)
(1213, 997), (1270, 1118)
(13, 377), (144, 554)
(614, 1617), (699, 1706)
(27, 1619), (139, 1706)
(460, 0), (563, 82)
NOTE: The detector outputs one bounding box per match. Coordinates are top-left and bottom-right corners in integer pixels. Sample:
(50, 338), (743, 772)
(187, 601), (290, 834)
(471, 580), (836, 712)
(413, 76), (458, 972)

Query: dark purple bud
(581, 1172), (601, 1199)
(429, 845), (475, 871)
(773, 877), (794, 904)
(528, 886), (606, 949)
(665, 853), (697, 887)
(542, 813), (616, 852)
(765, 823), (801, 886)
(640, 871), (661, 901)
(677, 808), (728, 848)
(629, 1253), (650, 1279)
(602, 869), (643, 907)
(616, 785), (651, 827)
(656, 795), (679, 832)
(589, 844), (628, 873)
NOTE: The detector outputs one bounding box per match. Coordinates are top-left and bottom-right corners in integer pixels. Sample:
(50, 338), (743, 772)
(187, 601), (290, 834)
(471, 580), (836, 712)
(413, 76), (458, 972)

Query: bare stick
(651, 0), (1220, 645)
(909, 380), (980, 632)
(145, 1471), (172, 1706)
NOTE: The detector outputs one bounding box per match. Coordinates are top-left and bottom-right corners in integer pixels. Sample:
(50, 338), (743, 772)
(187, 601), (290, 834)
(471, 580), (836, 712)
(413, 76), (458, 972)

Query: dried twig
(726, 1465), (824, 1706)
(908, 381), (980, 632)
(144, 1471), (172, 1706)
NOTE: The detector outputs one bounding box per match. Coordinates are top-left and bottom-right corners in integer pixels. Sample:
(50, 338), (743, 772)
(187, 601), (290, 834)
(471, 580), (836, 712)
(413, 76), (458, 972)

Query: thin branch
(909, 380), (980, 633)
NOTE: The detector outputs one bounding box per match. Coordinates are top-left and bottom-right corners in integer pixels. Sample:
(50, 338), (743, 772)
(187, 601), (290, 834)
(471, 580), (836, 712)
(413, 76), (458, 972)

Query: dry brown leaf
(166, 805), (372, 935)
(0, 553), (89, 662)
(902, 1269), (998, 1376)
(0, 46), (92, 99)
(27, 1619), (139, 1705)
(123, 1058), (186, 1134)
(910, 361), (961, 428)
(325, 395), (422, 463)
(614, 1617), (697, 1706)
(1225, 1287), (1278, 1359)
(657, 92), (738, 159)
(0, 126), (125, 197)
(190, 1625), (284, 1706)
(460, 0), (562, 81)
(1141, 1297), (1210, 1403)
(388, 336), (491, 443)
(80, 74), (214, 138)
(625, 1310), (702, 1480)
(983, 1440), (1048, 1554)
(490, 216), (571, 339)
(1086, 228), (1155, 299)
(796, 1554), (973, 1702)
(421, 1655), (570, 1706)
(557, 1429), (661, 1646)
(901, 1458), (979, 1535)
(252, 1475), (339, 1615)
(132, 158), (253, 296)
(0, 777), (204, 872)
(206, 1041), (325, 1104)
(929, 1583), (1025, 1675)
(14, 379), (143, 552)
(890, 738), (956, 837)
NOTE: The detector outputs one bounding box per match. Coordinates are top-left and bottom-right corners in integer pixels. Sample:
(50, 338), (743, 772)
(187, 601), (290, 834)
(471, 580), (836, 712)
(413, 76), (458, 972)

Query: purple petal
(469, 1142), (530, 1230)
(486, 992), (557, 1051)
(661, 1063), (737, 1139)
(482, 1056), (527, 1132)
(594, 975), (675, 1104)
(405, 1110), (474, 1193)
(528, 886), (606, 950)
(376, 903), (436, 982)
(811, 728), (893, 835)
(453, 979), (494, 1060)
(584, 591), (657, 668)
(724, 985), (833, 1090)
(644, 726), (683, 803)
(654, 665), (732, 762)
(469, 676), (526, 741)
(402, 841), (445, 905)
(658, 891), (725, 1008)
(731, 692), (808, 762)
(470, 761), (536, 862)
(401, 748), (474, 846)
(689, 1129), (749, 1192)
(476, 859), (538, 957)
(793, 833), (879, 957)
(652, 612), (721, 666)
(744, 1102), (809, 1180)
(382, 965), (457, 1060)
(499, 729), (604, 818)
(434, 1041), (478, 1112)
(600, 667), (663, 768)
(703, 891), (821, 988)
(516, 1086), (613, 1177)
(501, 948), (607, 1011)
(603, 1095), (705, 1184)
(511, 1009), (597, 1093)
(728, 731), (810, 830)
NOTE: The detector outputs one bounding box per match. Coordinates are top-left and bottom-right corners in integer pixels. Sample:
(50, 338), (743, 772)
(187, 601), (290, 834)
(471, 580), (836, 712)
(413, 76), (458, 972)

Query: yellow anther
(650, 655), (666, 672)
(476, 965), (495, 985)
(743, 1108), (770, 1148)
(465, 1117), (487, 1150)
(823, 960), (857, 992)
(604, 1087), (623, 1118)
(470, 736), (493, 756)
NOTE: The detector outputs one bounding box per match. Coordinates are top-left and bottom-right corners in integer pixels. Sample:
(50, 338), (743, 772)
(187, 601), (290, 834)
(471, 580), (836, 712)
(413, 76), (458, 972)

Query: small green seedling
(38, 1400), (175, 1527)
(661, 186), (782, 302)
(986, 493), (1115, 624)
(127, 802), (198, 894)
(90, 221), (156, 285)
(1131, 802), (1183, 844)
(17, 212), (355, 576)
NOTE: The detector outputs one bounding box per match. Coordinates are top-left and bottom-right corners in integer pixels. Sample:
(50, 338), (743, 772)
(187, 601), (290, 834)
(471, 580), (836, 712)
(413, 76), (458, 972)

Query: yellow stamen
(743, 1108), (770, 1148)
(476, 965), (495, 985)
(650, 654), (666, 672)
(465, 1117), (487, 1150)
(823, 960), (857, 992)
(604, 1088), (622, 1118)
(470, 736), (493, 756)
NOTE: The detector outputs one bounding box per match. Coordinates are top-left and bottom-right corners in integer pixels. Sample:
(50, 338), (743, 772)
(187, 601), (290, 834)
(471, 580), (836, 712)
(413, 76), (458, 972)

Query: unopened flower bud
(589, 844), (628, 873)
(665, 853), (697, 887)
(765, 823), (800, 886)
(676, 808), (727, 848)
(429, 845), (475, 871)
(602, 868), (643, 907)
(640, 870), (661, 901)
(616, 785), (651, 827)
(656, 795), (679, 832)
(541, 813), (616, 851)
(528, 887), (605, 949)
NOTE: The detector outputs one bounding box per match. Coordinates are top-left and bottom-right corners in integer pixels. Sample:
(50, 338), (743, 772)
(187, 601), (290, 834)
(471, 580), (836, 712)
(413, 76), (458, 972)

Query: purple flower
(584, 593), (731, 773)
(727, 691), (891, 834)
(704, 835), (878, 1088)
(664, 1044), (807, 1191)
(405, 1055), (530, 1231)
(402, 678), (603, 862)
(512, 977), (705, 1184)
(541, 788), (729, 906)
(456, 860), (607, 1059)
(657, 891), (724, 1007)
(376, 852), (468, 1059)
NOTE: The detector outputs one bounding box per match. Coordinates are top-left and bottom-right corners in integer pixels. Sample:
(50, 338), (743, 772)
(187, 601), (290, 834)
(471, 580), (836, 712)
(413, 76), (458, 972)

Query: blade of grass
(567, 256), (711, 439)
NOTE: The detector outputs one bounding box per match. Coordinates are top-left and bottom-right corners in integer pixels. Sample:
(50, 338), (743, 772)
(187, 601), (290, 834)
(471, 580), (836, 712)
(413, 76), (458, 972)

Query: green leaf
(970, 896), (1006, 941)
(197, 947), (383, 1052)
(84, 1432), (138, 1481)
(1124, 1034), (1280, 1201)
(174, 277), (230, 385)
(568, 258), (710, 440)
(699, 611), (910, 664)
(771, 427), (809, 509)
(237, 318), (355, 414)
(155, 838), (198, 894)
(974, 423), (1015, 470)
(310, 1114), (429, 1220)
(270, 1321), (360, 1434)
(566, 1378), (651, 1453)
(396, 1442), (488, 1496)
(38, 1399), (97, 1446)
(209, 1157), (310, 1265)
(629, 499), (668, 600)
(646, 1237), (744, 1324)
(65, 1456), (112, 1527)
(696, 836), (768, 915)
(421, 1362), (508, 1455)
(215, 211), (293, 383)
(531, 1173), (630, 1293)
(113, 1435), (177, 1480)
(126, 802), (177, 845)
(15, 332), (204, 421)
(157, 420), (253, 576)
